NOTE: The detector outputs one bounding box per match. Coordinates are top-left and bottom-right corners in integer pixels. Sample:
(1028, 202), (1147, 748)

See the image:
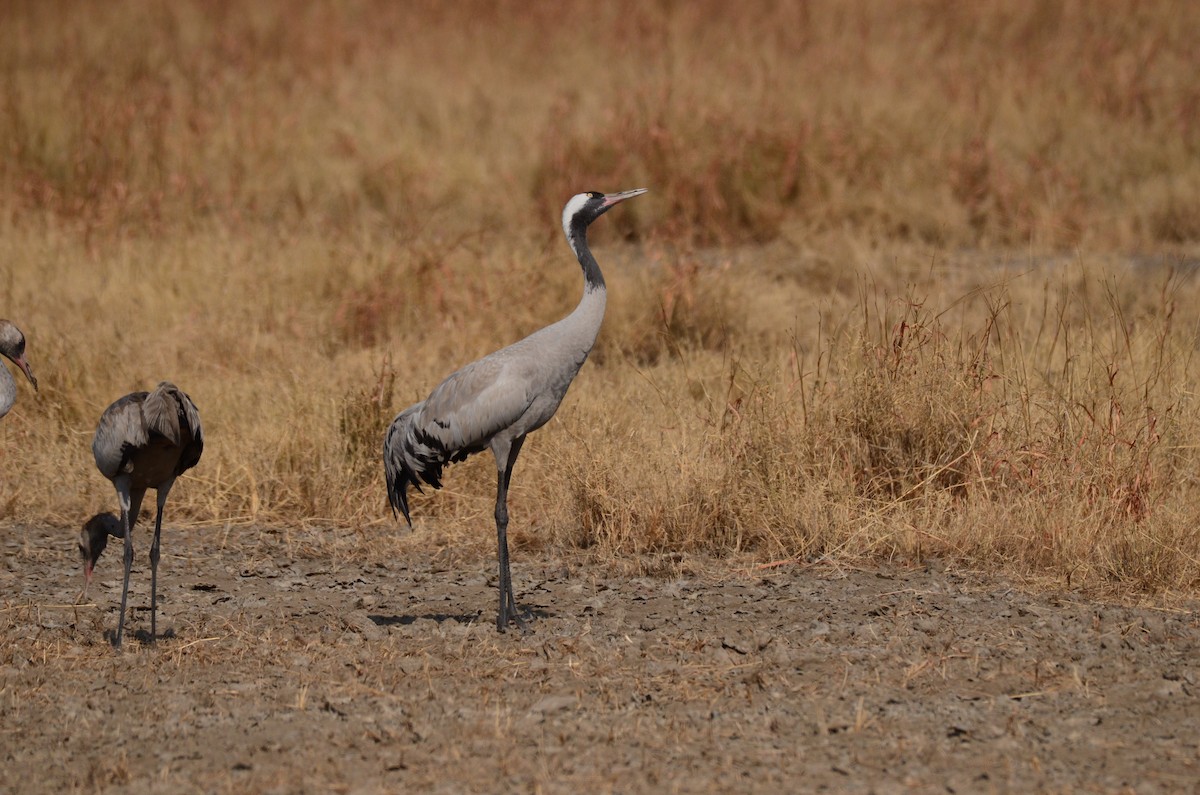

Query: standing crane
(384, 188), (647, 632)
(0, 320), (37, 419)
(81, 381), (203, 648)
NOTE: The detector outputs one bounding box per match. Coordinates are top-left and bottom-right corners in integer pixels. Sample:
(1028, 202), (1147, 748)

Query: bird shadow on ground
(369, 612), (480, 627)
(369, 607), (553, 628)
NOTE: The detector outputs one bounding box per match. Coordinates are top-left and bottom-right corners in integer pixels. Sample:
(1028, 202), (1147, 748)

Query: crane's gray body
(385, 286), (605, 493)
(383, 188), (645, 632)
(0, 320), (37, 420)
(86, 381), (203, 648)
(92, 384), (204, 487)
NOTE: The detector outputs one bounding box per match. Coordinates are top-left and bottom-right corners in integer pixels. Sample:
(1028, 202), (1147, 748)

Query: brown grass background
(3, 0), (1200, 593)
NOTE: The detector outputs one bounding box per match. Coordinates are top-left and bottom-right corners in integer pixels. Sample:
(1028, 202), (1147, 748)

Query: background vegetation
(3, 0), (1200, 593)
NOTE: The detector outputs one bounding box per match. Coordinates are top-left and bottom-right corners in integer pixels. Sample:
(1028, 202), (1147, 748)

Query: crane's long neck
(0, 365), (15, 420)
(567, 217), (606, 292)
(565, 218), (608, 343)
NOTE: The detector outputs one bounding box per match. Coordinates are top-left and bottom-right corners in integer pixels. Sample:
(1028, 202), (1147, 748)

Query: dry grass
(2, 0), (1200, 593)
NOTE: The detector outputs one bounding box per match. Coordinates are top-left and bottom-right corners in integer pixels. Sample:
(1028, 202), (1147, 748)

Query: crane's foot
(130, 626), (169, 645)
(497, 604), (529, 634)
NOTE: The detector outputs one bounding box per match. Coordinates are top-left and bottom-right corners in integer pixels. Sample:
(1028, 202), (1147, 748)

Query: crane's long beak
(14, 354), (36, 392)
(602, 188), (648, 208)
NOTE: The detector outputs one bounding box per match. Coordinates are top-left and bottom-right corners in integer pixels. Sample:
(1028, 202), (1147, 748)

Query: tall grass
(2, 1), (1199, 592)
(556, 257), (1200, 590)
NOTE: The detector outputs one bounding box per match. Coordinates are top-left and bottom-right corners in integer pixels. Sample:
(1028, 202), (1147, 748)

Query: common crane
(0, 320), (37, 419)
(384, 188), (647, 632)
(82, 381), (204, 648)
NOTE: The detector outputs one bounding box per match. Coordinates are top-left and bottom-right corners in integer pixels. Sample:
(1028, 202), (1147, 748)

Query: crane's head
(78, 512), (123, 598)
(561, 188), (648, 242)
(0, 320), (37, 392)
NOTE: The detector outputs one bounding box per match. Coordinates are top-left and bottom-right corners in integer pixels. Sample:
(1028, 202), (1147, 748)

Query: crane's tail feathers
(383, 402), (447, 527)
(386, 467), (418, 526)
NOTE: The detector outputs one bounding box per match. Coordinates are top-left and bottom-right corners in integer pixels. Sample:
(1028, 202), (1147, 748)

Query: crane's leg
(493, 435), (526, 633)
(148, 478), (175, 643)
(114, 481), (146, 650)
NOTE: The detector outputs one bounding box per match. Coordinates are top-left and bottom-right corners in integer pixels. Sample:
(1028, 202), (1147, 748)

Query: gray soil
(2, 523), (1199, 794)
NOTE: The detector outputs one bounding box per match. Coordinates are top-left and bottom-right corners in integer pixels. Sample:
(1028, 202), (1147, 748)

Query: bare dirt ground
(2, 523), (1199, 794)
